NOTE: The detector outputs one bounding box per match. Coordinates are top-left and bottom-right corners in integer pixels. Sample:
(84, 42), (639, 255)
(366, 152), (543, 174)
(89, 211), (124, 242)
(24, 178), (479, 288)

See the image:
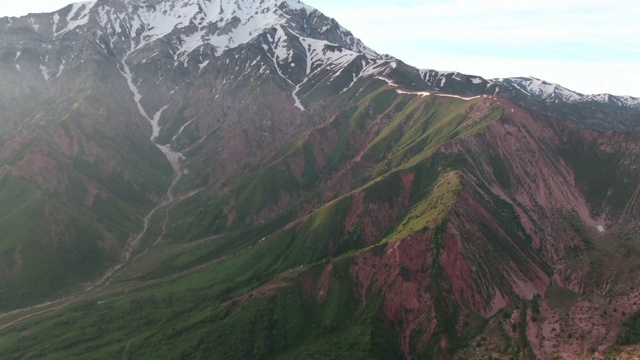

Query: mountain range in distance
(0, 1), (639, 359)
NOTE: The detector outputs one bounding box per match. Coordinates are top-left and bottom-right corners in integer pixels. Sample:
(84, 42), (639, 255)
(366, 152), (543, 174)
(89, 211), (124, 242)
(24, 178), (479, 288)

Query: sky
(1, 0), (638, 97)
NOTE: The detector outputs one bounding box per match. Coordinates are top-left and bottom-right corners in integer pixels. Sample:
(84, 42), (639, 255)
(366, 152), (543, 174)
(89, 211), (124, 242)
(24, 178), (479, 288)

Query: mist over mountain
(0, 1), (639, 359)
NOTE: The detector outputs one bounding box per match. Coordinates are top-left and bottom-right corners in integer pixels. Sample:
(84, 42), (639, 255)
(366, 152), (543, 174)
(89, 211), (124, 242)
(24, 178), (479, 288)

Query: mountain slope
(0, 0), (639, 359)
(0, 46), (175, 307)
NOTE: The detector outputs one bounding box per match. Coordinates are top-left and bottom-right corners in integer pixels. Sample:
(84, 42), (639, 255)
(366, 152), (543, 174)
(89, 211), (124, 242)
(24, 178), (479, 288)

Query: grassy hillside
(0, 82), (510, 358)
(1, 78), (640, 360)
(0, 69), (174, 310)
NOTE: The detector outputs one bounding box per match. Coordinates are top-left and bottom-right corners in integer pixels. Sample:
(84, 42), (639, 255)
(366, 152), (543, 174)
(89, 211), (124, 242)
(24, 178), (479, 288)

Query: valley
(0, 0), (639, 359)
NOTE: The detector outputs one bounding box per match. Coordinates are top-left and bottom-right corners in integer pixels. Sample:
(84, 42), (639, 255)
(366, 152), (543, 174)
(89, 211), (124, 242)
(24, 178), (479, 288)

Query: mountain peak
(419, 70), (640, 111)
(88, 0), (314, 53)
(5, 0), (636, 115)
(500, 76), (640, 109)
(9, 0), (376, 62)
(501, 76), (582, 103)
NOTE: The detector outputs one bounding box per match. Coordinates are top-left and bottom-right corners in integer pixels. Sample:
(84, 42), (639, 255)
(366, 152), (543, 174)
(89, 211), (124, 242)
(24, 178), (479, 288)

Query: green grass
(387, 171), (461, 241)
(163, 81), (503, 247)
(0, 171), (149, 310)
(362, 96), (502, 179)
(0, 246), (405, 360)
(0, 79), (524, 359)
(0, 176), (43, 254)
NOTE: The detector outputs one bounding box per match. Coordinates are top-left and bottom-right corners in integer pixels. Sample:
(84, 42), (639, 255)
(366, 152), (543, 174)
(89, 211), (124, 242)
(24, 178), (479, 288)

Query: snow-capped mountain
(497, 77), (583, 103)
(2, 1), (640, 359)
(84, 0), (379, 59)
(4, 0), (374, 56)
(498, 77), (640, 109)
(2, 0), (637, 136)
(1, 0), (400, 122)
(419, 70), (640, 110)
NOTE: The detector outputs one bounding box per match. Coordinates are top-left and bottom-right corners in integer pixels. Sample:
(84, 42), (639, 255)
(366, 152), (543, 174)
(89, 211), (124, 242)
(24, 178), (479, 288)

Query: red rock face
(316, 263), (334, 303)
(446, 186), (550, 309)
(340, 98), (640, 358)
(440, 102), (640, 357)
(3, 43), (638, 357)
(439, 222), (496, 317)
(344, 193), (365, 233)
(350, 233), (436, 358)
(207, 90), (640, 358)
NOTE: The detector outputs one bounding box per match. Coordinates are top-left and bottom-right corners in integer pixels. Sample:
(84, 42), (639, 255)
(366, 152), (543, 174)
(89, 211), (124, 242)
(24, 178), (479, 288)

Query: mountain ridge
(2, 0), (638, 119)
(0, 0), (640, 359)
(419, 70), (640, 109)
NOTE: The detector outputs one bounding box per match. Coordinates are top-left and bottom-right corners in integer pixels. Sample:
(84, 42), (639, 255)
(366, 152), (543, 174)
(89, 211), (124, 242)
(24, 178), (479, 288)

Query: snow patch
(54, 1), (95, 38)
(292, 85), (305, 110)
(98, 0), (316, 60)
(118, 51), (184, 176)
(379, 76), (479, 101)
(120, 61), (150, 121)
(52, 13), (59, 34)
(435, 94), (481, 101)
(28, 18), (39, 32)
(56, 61), (66, 78)
(494, 76), (640, 109)
(88, 0), (383, 114)
(40, 65), (50, 80)
(173, 118), (196, 144)
(506, 77), (582, 103)
(150, 105), (170, 142)
(397, 89), (431, 97)
(198, 60), (210, 73)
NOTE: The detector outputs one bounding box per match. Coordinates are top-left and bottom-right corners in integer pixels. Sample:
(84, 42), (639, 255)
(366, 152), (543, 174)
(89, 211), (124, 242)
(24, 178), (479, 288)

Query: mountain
(0, 0), (639, 359)
(421, 71), (640, 109)
(419, 70), (640, 131)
